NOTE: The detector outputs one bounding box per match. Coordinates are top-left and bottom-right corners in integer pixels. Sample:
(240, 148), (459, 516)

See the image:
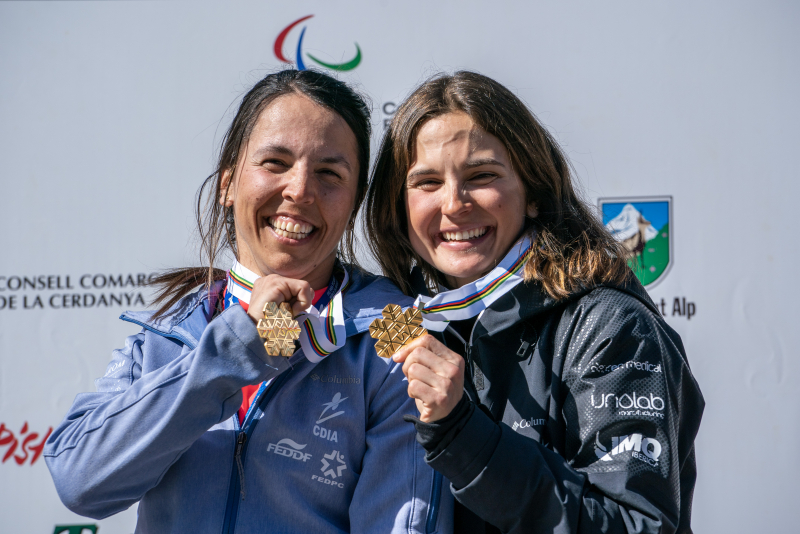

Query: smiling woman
(367, 72), (630, 299)
(219, 92), (360, 290)
(43, 70), (450, 534)
(149, 70), (371, 315)
(365, 71), (704, 534)
(404, 111), (530, 288)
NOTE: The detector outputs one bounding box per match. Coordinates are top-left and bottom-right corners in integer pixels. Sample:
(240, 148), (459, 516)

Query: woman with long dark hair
(365, 71), (704, 534)
(45, 69), (450, 534)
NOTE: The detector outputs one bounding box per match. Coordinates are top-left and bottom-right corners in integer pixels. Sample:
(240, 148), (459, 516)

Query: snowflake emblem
(257, 302), (301, 357)
(368, 304), (427, 358)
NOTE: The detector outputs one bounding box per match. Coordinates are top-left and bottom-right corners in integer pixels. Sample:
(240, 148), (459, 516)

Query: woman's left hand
(392, 335), (465, 423)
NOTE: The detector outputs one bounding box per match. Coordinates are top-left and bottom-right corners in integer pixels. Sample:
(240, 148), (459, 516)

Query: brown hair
(150, 69), (371, 317)
(365, 71), (628, 299)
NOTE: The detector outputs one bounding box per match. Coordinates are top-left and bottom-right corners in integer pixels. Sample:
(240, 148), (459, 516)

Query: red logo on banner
(0, 421), (52, 465)
(273, 15), (362, 71)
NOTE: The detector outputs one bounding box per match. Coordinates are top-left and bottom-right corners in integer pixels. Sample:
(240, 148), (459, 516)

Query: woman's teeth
(443, 227), (488, 241)
(268, 218), (313, 240)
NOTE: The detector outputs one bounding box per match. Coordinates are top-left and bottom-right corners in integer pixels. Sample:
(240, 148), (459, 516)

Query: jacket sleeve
(348, 333), (454, 534)
(44, 305), (288, 519)
(420, 290), (704, 534)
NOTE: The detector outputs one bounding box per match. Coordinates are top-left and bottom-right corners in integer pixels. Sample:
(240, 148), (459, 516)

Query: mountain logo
(598, 196), (672, 287)
(274, 15), (362, 72)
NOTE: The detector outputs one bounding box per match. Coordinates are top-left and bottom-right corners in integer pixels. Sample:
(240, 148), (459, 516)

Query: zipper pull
(235, 431), (247, 500)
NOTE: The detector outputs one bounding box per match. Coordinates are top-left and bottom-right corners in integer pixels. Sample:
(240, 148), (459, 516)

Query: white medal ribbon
(413, 235), (532, 332)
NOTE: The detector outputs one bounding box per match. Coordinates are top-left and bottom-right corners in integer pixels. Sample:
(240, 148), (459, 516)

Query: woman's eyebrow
(407, 168), (438, 178)
(319, 155), (352, 171)
(251, 146), (352, 171)
(463, 157), (505, 169)
(252, 144), (293, 159)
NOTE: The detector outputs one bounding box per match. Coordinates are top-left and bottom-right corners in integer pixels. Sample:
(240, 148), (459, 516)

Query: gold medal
(257, 302), (301, 357)
(368, 304), (428, 358)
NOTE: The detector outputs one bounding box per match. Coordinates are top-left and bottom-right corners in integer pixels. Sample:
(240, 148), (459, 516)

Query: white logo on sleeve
(591, 391), (665, 418)
(594, 432), (662, 467)
(590, 361), (662, 375)
(511, 418), (545, 431)
(267, 438), (312, 462)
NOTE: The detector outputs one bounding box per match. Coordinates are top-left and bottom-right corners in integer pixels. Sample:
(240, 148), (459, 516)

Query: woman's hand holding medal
(245, 275), (315, 325)
(392, 336), (465, 423)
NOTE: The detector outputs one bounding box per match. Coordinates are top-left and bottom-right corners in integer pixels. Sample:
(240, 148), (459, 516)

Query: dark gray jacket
(410, 271), (704, 534)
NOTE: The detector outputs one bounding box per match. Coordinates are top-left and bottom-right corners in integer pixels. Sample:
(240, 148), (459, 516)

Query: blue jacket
(44, 268), (452, 534)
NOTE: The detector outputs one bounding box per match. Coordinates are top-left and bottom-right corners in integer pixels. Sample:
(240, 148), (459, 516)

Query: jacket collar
(477, 270), (660, 339)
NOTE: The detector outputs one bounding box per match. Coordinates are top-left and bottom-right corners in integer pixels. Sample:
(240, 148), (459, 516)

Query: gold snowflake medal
(257, 302), (302, 357)
(368, 304), (428, 358)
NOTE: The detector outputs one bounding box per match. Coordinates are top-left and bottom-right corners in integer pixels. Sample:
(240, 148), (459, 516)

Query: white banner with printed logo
(1, 1), (798, 532)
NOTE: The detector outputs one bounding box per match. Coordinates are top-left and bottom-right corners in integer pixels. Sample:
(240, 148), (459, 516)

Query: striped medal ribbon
(368, 236), (531, 358)
(225, 261), (260, 312)
(296, 268), (349, 363)
(414, 235), (532, 332)
(225, 261), (349, 363)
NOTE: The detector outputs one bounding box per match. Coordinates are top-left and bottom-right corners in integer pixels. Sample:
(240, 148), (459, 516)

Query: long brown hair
(150, 69), (372, 317)
(365, 71), (627, 299)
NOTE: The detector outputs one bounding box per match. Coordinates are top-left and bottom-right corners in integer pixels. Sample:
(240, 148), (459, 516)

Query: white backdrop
(1, 1), (798, 532)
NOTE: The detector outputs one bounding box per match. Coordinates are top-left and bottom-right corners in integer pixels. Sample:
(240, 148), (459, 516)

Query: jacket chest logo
(313, 392), (347, 443)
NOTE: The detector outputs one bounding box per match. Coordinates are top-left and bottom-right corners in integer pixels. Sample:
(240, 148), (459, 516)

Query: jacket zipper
(234, 432), (247, 500)
(427, 314), (485, 531)
(221, 371), (292, 534)
(425, 471), (443, 533)
(465, 310), (486, 392)
(442, 315), (482, 404)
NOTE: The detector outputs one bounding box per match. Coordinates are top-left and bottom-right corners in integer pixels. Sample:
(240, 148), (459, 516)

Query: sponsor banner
(1, 2), (797, 533)
(0, 273), (155, 311)
(0, 422), (52, 466)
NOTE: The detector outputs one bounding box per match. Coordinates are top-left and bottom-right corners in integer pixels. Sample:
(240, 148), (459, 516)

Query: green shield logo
(599, 196), (672, 287)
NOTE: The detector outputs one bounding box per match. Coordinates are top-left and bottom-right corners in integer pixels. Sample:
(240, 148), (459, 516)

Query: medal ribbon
(224, 261), (349, 363)
(296, 268), (349, 363)
(225, 262), (259, 312)
(413, 235), (532, 332)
